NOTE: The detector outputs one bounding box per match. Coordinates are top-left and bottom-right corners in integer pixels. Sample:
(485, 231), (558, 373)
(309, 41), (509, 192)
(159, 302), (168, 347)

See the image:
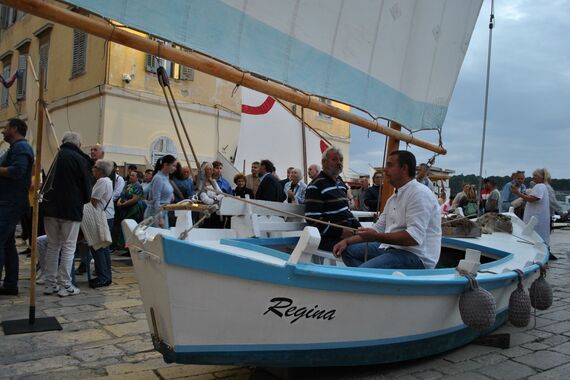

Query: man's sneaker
(58, 285), (80, 297)
(43, 284), (60, 295)
(36, 270), (45, 285)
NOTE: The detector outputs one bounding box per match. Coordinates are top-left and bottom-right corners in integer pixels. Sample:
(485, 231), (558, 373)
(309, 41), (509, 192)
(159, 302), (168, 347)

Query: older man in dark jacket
(42, 132), (92, 297)
(0, 119), (34, 295)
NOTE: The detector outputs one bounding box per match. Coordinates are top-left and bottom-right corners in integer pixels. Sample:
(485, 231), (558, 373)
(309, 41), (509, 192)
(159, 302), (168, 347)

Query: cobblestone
(1, 229), (569, 379)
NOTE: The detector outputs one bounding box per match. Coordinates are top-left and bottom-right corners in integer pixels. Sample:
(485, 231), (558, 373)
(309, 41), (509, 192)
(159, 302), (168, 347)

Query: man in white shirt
(332, 151), (441, 269)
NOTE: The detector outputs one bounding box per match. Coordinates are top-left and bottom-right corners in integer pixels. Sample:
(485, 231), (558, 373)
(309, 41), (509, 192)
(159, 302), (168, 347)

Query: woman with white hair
(512, 168), (551, 246)
(544, 170), (563, 218)
(197, 162), (224, 228)
(197, 162), (223, 204)
(283, 168), (307, 204)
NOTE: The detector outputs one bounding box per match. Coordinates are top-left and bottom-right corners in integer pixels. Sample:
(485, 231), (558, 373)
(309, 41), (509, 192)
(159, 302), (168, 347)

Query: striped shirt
(304, 172), (360, 240)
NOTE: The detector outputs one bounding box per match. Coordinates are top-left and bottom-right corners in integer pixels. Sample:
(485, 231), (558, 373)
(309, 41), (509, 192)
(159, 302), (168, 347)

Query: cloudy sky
(349, 0), (570, 179)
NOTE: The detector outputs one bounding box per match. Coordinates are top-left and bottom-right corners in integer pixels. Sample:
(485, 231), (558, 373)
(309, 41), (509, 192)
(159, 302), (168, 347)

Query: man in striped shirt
(304, 147), (360, 251)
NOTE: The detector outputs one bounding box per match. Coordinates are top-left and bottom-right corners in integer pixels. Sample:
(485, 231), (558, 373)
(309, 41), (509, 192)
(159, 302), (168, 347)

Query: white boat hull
(123, 213), (548, 366)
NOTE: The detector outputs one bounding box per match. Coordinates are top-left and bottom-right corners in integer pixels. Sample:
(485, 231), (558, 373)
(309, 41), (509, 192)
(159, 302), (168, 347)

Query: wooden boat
(8, 0), (552, 367)
(121, 198), (548, 366)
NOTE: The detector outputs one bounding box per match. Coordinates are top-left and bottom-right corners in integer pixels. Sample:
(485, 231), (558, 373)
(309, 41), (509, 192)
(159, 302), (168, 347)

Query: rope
(231, 71), (246, 97)
(103, 23), (117, 61)
(214, 190), (360, 233)
(476, 0), (496, 218)
(177, 213), (211, 240)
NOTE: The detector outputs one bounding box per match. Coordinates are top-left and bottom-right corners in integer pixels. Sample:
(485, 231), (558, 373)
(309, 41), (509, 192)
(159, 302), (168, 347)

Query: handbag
(81, 198), (112, 250)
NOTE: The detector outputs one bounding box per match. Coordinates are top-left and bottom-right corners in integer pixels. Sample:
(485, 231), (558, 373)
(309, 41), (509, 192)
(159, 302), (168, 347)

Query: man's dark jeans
(0, 207), (22, 289)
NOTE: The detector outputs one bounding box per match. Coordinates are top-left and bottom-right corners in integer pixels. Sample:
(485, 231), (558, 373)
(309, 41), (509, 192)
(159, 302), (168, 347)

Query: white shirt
(92, 177), (114, 219)
(113, 175), (125, 201)
(372, 179), (442, 269)
(524, 183), (550, 245)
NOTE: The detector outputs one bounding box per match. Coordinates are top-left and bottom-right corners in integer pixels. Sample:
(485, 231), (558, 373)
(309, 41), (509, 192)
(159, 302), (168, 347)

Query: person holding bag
(87, 159), (114, 288)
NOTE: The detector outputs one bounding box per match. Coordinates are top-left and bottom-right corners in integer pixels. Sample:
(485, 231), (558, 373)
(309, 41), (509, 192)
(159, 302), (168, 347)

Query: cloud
(351, 0), (570, 179)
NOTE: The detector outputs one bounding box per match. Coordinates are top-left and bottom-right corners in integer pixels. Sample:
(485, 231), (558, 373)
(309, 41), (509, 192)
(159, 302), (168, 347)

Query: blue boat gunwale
(161, 233), (546, 296)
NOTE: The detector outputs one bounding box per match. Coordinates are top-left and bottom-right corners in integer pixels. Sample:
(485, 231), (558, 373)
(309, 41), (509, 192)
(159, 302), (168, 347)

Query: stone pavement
(1, 229), (569, 380)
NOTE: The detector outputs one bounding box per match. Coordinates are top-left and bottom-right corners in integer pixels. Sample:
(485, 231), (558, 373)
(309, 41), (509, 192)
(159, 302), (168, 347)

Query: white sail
(234, 88), (327, 180)
(64, 0), (483, 131)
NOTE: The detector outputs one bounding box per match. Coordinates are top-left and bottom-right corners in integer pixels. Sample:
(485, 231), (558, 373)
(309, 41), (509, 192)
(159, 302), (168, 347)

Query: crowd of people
(0, 117), (565, 297)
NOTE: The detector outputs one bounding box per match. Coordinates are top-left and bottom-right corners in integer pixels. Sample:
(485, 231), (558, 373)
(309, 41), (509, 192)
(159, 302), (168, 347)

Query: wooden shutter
(16, 54), (26, 100)
(71, 29), (87, 77)
(0, 6), (9, 29)
(39, 41), (49, 88)
(1, 64), (10, 108)
(145, 52), (157, 72)
(179, 65), (194, 81)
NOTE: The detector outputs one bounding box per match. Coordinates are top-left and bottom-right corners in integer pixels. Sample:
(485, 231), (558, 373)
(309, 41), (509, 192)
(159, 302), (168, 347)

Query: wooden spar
(28, 67), (46, 321)
(379, 121), (402, 212)
(301, 107), (308, 184)
(27, 56), (59, 148)
(3, 0), (446, 155)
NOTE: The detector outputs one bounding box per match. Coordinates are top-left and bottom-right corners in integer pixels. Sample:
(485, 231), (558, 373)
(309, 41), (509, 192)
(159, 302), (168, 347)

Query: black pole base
(2, 316), (62, 335)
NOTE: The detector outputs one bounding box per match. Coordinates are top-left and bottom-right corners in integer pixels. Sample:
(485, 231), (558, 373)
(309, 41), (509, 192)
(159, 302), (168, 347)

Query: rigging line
(476, 0), (495, 218)
(157, 67), (191, 169)
(213, 190), (361, 233)
(164, 79), (201, 169)
(273, 98), (334, 145)
(103, 23), (117, 61)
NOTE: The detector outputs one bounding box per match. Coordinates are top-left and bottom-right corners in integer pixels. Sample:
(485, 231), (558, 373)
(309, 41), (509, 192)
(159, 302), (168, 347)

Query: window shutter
(39, 42), (49, 88)
(1, 65), (10, 108)
(0, 6), (8, 29)
(145, 52), (157, 72)
(71, 29), (87, 77)
(179, 65), (194, 81)
(10, 8), (17, 24)
(16, 54), (26, 100)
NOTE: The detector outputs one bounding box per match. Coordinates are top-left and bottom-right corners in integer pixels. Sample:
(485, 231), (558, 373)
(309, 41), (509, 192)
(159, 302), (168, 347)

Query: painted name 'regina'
(263, 297), (336, 324)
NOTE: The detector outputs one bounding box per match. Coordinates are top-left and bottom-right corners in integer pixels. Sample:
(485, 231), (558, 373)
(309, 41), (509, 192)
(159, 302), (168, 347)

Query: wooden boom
(3, 0), (446, 155)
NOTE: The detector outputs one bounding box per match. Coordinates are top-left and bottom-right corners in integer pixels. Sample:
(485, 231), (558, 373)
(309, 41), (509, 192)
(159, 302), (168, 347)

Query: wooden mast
(379, 122), (402, 212)
(28, 67), (46, 322)
(2, 0), (446, 155)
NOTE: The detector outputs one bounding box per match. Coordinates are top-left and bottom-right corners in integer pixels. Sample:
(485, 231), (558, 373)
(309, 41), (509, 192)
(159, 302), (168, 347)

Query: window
(145, 39), (172, 75)
(150, 136), (177, 166)
(179, 63), (194, 81)
(1, 63), (10, 109)
(317, 97), (332, 120)
(34, 24), (53, 89)
(0, 6), (8, 30)
(71, 29), (87, 78)
(145, 39), (194, 81)
(39, 41), (49, 88)
(178, 49), (194, 81)
(0, 6), (18, 29)
(16, 54), (27, 100)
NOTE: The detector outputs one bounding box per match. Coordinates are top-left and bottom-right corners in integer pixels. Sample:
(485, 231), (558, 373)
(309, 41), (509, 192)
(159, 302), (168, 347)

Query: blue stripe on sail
(68, 0), (448, 131)
(161, 236), (543, 296)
